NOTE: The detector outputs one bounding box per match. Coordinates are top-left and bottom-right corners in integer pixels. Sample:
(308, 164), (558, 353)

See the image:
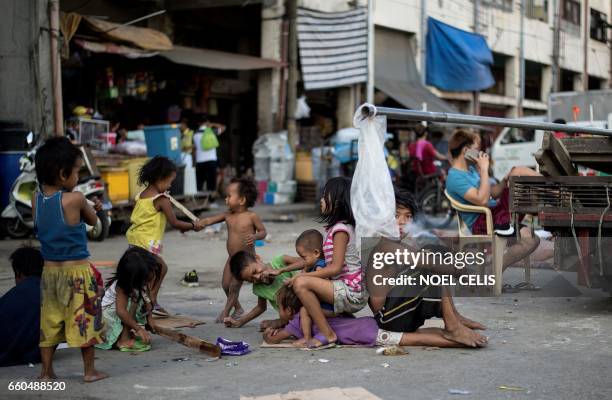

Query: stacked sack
(253, 132), (296, 205)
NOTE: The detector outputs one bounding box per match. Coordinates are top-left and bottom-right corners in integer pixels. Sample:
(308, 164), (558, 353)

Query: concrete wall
(0, 0), (54, 135)
(374, 0), (611, 114)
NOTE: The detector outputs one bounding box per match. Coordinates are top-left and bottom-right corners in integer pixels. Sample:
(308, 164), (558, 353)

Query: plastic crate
(144, 124), (181, 164)
(100, 167), (129, 202)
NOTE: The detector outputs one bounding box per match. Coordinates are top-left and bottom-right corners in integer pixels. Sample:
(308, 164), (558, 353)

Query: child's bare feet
(215, 312), (229, 323)
(84, 370), (109, 383)
(292, 338), (308, 348)
(116, 337), (134, 349)
(231, 306), (244, 319)
(442, 324), (488, 348)
(37, 373), (57, 381)
(459, 316), (487, 330)
(306, 333), (337, 349)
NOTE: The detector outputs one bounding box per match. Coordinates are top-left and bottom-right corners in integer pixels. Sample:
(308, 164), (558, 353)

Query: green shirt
(252, 255), (297, 310)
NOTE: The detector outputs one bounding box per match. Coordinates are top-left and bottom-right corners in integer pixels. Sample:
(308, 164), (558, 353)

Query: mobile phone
(465, 148), (480, 163)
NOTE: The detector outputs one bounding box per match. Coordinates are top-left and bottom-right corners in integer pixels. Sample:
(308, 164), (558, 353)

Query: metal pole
(518, 0), (525, 118)
(366, 0), (374, 103)
(359, 105), (612, 136)
(583, 0), (589, 91)
(286, 0), (298, 150)
(49, 0), (63, 136)
(551, 0), (561, 92)
(420, 0), (427, 84)
(472, 0), (480, 116)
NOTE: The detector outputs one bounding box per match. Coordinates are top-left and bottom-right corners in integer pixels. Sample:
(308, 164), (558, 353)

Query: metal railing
(359, 104), (612, 137)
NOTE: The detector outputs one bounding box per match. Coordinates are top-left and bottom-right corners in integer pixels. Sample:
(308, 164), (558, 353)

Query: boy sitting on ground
(264, 285), (483, 349)
(367, 188), (487, 348)
(0, 246), (44, 367)
(224, 251), (302, 329)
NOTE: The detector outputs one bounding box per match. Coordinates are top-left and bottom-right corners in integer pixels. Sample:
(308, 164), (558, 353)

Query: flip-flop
(119, 338), (151, 352)
(305, 334), (337, 350)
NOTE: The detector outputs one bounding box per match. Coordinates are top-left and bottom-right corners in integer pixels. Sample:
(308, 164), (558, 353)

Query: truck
(491, 90), (612, 180)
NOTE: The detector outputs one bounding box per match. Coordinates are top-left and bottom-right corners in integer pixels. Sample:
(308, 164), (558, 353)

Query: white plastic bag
(350, 104), (399, 253)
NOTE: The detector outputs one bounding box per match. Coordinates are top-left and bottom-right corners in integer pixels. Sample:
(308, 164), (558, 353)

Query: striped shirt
(324, 223), (362, 291)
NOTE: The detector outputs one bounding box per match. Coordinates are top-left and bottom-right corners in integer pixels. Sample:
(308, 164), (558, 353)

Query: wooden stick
(155, 326), (221, 358)
(167, 194), (199, 222)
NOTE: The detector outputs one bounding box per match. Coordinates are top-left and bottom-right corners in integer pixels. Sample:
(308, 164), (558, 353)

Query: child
(126, 156), (203, 315)
(199, 177), (267, 322)
(289, 229), (335, 347)
(224, 251), (302, 329)
(96, 247), (161, 351)
(264, 286), (485, 349)
(287, 177), (366, 348)
(32, 137), (107, 382)
(0, 246), (44, 367)
(368, 187), (487, 347)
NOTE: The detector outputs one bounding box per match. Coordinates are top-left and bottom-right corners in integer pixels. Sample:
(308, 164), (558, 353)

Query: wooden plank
(540, 132), (577, 176)
(241, 387), (383, 400)
(155, 326), (221, 357)
(152, 314), (205, 329)
(561, 137), (612, 155)
(534, 149), (562, 176)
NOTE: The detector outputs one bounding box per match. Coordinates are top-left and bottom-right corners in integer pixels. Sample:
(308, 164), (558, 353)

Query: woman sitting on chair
(445, 129), (540, 269)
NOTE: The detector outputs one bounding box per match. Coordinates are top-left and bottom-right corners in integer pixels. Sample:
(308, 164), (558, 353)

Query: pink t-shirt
(323, 222), (362, 291)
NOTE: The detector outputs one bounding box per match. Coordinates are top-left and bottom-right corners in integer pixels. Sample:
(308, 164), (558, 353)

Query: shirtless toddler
(199, 178), (266, 322)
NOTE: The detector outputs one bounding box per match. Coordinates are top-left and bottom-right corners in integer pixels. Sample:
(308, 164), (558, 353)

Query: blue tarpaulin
(426, 18), (494, 92)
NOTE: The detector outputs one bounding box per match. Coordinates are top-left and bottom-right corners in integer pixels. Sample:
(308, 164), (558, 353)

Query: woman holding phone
(445, 129), (540, 270)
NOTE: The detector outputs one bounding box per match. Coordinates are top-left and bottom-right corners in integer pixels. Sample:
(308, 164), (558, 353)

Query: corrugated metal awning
(375, 28), (456, 113)
(161, 45), (283, 70)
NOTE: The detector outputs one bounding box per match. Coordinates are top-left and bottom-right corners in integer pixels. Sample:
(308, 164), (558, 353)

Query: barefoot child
(288, 177), (367, 348)
(368, 187), (487, 348)
(32, 137), (107, 382)
(126, 156), (203, 315)
(96, 247), (162, 351)
(224, 251), (302, 329)
(199, 178), (267, 322)
(264, 286), (483, 349)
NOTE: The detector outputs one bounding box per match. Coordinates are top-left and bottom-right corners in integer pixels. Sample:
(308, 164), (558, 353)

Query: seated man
(264, 285), (487, 349)
(0, 246), (44, 367)
(445, 129), (540, 269)
(225, 252), (302, 330)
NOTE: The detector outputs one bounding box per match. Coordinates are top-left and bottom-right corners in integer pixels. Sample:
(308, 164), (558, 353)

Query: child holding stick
(126, 156), (203, 315)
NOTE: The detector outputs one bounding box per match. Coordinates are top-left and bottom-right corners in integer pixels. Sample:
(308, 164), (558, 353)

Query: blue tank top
(35, 191), (90, 261)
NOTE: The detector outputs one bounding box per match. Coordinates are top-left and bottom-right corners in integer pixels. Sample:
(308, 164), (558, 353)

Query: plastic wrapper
(350, 104), (399, 253)
(216, 337), (251, 356)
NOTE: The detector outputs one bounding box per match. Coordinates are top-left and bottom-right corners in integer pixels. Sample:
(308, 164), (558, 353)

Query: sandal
(304, 334), (337, 350)
(119, 338), (151, 352)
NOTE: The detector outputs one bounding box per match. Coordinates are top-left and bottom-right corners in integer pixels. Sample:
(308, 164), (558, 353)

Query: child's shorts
(40, 263), (104, 348)
(374, 296), (442, 333)
(332, 281), (367, 314)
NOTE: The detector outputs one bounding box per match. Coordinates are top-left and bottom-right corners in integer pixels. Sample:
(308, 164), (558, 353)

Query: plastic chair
(444, 190), (506, 295)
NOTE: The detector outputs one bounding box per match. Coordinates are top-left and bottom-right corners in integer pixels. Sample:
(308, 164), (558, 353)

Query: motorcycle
(1, 133), (112, 241)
